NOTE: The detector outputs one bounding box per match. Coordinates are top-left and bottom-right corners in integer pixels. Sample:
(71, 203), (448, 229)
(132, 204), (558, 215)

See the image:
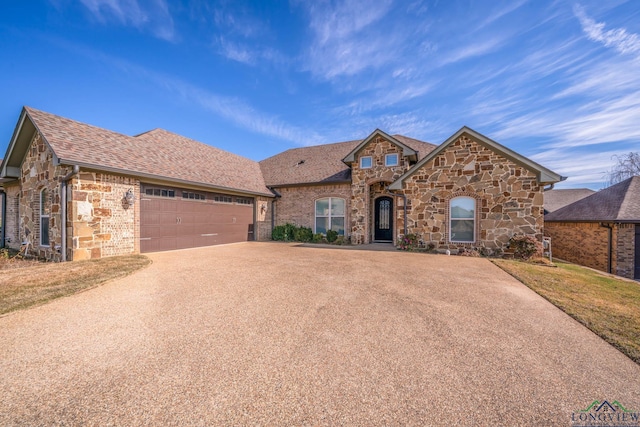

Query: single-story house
(0, 106), (563, 261)
(543, 188), (595, 214)
(545, 176), (640, 280)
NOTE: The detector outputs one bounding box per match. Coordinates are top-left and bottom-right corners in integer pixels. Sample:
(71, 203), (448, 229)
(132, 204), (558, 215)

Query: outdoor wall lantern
(124, 188), (135, 207)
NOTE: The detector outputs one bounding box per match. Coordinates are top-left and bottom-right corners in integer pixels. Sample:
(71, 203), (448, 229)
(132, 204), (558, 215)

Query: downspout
(387, 189), (408, 238)
(543, 183), (555, 191)
(60, 165), (79, 261)
(600, 222), (613, 274)
(0, 189), (6, 249)
(268, 187), (281, 235)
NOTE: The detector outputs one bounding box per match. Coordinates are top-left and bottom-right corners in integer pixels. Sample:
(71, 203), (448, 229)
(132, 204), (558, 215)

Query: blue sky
(1, 1), (639, 189)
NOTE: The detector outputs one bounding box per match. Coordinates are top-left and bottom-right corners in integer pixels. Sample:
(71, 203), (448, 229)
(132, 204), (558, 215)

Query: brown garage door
(140, 186), (254, 253)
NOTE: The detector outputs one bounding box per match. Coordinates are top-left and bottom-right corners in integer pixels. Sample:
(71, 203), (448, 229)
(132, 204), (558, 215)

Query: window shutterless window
(315, 198), (345, 236)
(40, 188), (50, 246)
(450, 197), (475, 243)
(360, 156), (372, 169)
(385, 153), (399, 166)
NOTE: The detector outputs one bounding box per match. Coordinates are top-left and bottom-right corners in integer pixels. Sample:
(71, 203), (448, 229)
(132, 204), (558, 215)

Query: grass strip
(0, 255), (151, 315)
(492, 259), (640, 364)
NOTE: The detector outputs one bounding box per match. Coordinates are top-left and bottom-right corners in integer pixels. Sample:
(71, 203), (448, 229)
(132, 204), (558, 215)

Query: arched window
(450, 196), (475, 243)
(40, 188), (50, 246)
(315, 198), (345, 235)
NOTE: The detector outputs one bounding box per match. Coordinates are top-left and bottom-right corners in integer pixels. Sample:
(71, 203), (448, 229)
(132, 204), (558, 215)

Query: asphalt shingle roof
(544, 188), (595, 213)
(545, 176), (640, 222)
(259, 135), (436, 187)
(25, 107), (271, 196)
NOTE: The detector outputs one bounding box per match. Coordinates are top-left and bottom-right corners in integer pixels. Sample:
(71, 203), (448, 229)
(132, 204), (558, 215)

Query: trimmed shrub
(272, 223), (298, 241)
(312, 233), (325, 243)
(509, 234), (543, 260)
(326, 229), (338, 243)
(294, 227), (313, 243)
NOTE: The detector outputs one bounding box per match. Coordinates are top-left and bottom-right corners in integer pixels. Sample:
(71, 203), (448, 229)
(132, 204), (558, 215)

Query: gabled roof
(0, 107), (272, 196)
(544, 188), (595, 213)
(259, 133), (436, 187)
(545, 176), (640, 222)
(389, 126), (564, 190)
(342, 129), (428, 163)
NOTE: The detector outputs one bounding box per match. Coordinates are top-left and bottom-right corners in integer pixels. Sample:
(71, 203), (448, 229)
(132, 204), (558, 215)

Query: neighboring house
(0, 106), (563, 261)
(543, 188), (595, 214)
(545, 176), (640, 280)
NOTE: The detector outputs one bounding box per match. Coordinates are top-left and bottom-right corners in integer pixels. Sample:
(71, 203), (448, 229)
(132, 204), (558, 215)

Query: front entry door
(374, 197), (393, 241)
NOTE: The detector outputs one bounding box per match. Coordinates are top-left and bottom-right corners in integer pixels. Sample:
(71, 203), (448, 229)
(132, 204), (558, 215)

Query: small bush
(312, 233), (325, 243)
(294, 227), (313, 242)
(334, 235), (348, 245)
(398, 233), (419, 251)
(272, 223), (300, 241)
(326, 229), (338, 243)
(509, 234), (543, 260)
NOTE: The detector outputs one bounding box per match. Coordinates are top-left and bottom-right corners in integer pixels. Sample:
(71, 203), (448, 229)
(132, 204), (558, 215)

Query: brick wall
(544, 222), (611, 273)
(402, 135), (544, 252)
(2, 183), (20, 249)
(615, 223), (636, 279)
(544, 221), (638, 280)
(272, 183), (351, 233)
(70, 172), (140, 260)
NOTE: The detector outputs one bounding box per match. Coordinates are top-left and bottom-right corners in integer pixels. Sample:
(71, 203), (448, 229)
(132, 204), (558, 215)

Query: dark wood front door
(374, 197), (393, 242)
(635, 225), (640, 280)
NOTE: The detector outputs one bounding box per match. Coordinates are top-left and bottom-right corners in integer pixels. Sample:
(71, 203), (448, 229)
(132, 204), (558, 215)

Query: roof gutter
(60, 165), (79, 261)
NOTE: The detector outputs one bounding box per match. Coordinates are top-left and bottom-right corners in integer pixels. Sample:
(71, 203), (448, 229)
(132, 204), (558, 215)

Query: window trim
(314, 197), (346, 236)
(385, 153), (399, 167)
(359, 156), (372, 169)
(449, 196), (476, 243)
(40, 188), (50, 247)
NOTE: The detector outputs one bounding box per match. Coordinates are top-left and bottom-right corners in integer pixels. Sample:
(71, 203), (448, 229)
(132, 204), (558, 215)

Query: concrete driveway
(1, 242), (638, 426)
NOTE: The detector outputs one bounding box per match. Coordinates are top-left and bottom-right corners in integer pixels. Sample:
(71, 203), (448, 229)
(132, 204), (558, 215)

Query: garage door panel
(140, 187), (255, 253)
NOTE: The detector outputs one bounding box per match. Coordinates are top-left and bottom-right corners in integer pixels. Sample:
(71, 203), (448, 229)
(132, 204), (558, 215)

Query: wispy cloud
(299, 0), (397, 79)
(53, 39), (323, 146)
(78, 0), (175, 41)
(574, 4), (640, 55)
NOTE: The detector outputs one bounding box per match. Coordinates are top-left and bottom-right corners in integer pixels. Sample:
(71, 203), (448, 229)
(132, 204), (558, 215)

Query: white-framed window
(40, 188), (50, 247)
(450, 196), (475, 243)
(385, 153), (399, 166)
(315, 198), (345, 235)
(360, 156), (372, 169)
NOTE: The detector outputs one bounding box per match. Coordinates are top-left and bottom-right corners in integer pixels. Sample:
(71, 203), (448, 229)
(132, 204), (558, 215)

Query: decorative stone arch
(445, 191), (481, 246)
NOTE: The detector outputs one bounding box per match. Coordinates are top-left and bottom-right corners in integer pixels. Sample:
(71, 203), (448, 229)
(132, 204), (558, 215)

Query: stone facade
(70, 172), (140, 260)
(18, 133), (73, 261)
(272, 183), (351, 232)
(401, 135), (544, 252)
(350, 137), (412, 244)
(545, 222), (637, 280)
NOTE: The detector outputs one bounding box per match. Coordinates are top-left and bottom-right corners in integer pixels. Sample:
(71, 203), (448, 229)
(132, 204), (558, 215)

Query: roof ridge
(25, 106), (132, 139)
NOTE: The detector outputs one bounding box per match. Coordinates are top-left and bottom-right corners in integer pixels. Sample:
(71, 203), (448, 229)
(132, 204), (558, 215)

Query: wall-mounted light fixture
(124, 188), (135, 207)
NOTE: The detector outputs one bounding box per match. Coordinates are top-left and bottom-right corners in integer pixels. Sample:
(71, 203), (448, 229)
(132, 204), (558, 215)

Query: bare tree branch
(607, 152), (640, 185)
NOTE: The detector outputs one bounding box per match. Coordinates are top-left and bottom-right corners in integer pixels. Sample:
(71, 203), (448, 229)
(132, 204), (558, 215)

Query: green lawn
(493, 259), (640, 364)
